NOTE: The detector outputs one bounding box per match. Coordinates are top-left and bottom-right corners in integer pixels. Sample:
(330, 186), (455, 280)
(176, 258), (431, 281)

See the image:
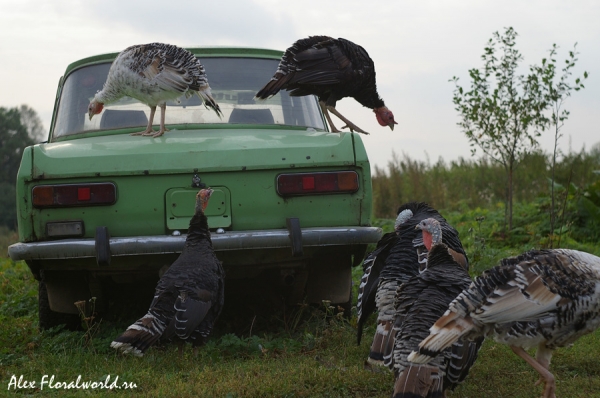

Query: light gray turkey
(356, 202), (468, 368)
(408, 248), (600, 398)
(390, 218), (481, 397)
(88, 42), (222, 137)
(111, 188), (225, 356)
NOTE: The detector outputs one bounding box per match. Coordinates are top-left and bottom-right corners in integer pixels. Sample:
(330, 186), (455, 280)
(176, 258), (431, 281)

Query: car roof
(63, 46), (284, 76)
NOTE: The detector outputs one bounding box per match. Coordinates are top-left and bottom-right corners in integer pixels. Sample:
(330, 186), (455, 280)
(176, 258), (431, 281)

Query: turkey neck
(334, 39), (384, 111)
(430, 224), (442, 246)
(95, 80), (123, 105)
(185, 209), (212, 247)
(95, 57), (129, 104)
(353, 87), (385, 111)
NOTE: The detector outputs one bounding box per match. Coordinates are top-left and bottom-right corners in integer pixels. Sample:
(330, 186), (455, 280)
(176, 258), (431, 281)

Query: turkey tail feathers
(356, 259), (373, 344)
(445, 337), (484, 387)
(172, 295), (211, 339)
(356, 244), (388, 344)
(407, 310), (473, 364)
(198, 89), (222, 118)
(110, 313), (166, 356)
(367, 320), (394, 365)
(392, 364), (444, 398)
(255, 73), (292, 99)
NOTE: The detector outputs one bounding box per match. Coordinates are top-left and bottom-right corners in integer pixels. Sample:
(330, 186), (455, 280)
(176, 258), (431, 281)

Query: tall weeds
(372, 148), (600, 220)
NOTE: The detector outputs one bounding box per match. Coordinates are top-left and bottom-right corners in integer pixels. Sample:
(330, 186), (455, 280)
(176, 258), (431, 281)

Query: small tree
(451, 27), (548, 231)
(529, 44), (588, 246)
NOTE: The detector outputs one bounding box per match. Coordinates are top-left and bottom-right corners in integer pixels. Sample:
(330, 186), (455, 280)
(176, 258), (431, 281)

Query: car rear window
(52, 57), (325, 138)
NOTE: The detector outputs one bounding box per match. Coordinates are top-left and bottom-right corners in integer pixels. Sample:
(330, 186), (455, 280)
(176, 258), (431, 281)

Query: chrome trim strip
(8, 227), (382, 261)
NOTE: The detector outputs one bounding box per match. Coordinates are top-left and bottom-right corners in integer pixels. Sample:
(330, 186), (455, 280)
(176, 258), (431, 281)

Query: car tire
(335, 280), (353, 318)
(38, 281), (81, 331)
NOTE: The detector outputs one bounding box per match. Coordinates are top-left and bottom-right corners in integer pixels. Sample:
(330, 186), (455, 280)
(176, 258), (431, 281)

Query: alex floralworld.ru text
(7, 374), (137, 390)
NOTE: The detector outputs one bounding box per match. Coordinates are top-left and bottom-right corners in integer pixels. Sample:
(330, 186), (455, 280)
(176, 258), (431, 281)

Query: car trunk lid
(32, 128), (356, 179)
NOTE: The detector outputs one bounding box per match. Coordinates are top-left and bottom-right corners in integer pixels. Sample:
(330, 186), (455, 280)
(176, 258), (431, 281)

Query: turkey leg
(326, 105), (369, 135)
(130, 106), (158, 136)
(510, 346), (556, 398)
(319, 101), (341, 133)
(148, 103), (169, 138)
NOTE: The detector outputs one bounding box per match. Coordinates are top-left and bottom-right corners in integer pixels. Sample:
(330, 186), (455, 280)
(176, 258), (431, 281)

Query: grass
(1, 210), (600, 397)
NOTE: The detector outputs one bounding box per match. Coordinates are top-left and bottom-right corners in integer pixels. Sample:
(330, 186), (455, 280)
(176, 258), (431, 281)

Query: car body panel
(30, 128), (356, 178)
(16, 129), (371, 241)
(9, 46), (380, 319)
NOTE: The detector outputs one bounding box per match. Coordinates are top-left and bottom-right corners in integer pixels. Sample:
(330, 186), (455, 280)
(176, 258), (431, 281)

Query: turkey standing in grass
(408, 248), (600, 398)
(88, 43), (222, 138)
(356, 202), (468, 368)
(390, 218), (481, 397)
(111, 188), (225, 356)
(356, 208), (414, 344)
(255, 36), (396, 134)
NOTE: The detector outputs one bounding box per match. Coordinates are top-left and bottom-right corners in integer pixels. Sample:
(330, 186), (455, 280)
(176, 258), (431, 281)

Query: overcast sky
(1, 0), (598, 170)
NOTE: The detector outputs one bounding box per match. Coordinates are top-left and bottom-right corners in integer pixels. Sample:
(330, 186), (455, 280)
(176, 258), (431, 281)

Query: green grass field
(2, 216), (600, 397)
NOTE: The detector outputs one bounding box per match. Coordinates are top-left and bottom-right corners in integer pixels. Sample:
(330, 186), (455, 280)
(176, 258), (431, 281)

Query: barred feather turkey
(356, 202), (468, 368)
(88, 42), (222, 138)
(408, 248), (600, 398)
(255, 35), (396, 134)
(390, 218), (481, 398)
(356, 208), (414, 345)
(111, 189), (225, 356)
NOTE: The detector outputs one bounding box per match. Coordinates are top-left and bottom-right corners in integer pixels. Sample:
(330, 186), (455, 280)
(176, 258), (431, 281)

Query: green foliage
(3, 200), (600, 396)
(0, 105), (46, 230)
(372, 148), (600, 244)
(0, 258), (38, 366)
(0, 226), (17, 258)
(451, 27), (546, 164)
(450, 27), (587, 231)
(528, 42), (589, 244)
(2, 243), (600, 396)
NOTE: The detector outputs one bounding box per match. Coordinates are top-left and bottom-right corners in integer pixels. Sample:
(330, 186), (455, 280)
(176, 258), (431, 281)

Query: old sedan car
(8, 46), (381, 329)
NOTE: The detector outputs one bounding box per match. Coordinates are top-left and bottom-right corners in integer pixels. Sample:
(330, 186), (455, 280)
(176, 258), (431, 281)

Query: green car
(8, 47), (381, 329)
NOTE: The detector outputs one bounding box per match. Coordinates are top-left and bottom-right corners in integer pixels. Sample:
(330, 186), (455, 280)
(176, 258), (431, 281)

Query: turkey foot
(327, 105), (369, 135)
(131, 105), (158, 137)
(340, 123), (368, 134)
(131, 127), (169, 138)
(130, 104), (169, 138)
(130, 128), (156, 136)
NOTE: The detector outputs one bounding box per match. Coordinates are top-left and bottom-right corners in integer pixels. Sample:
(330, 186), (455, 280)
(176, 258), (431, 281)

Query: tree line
(371, 148), (600, 218)
(0, 105), (46, 230)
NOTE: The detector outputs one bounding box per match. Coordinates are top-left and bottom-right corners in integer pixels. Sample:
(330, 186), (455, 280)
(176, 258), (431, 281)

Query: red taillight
(277, 171), (359, 196)
(302, 176), (315, 190)
(32, 183), (116, 208)
(78, 187), (91, 201)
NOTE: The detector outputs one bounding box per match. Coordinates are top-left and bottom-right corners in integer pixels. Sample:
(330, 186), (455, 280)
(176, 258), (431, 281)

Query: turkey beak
(389, 121), (397, 131)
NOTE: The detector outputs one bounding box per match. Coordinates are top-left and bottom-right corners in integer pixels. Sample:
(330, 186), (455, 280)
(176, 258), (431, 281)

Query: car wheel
(38, 281), (81, 331)
(334, 278), (353, 318)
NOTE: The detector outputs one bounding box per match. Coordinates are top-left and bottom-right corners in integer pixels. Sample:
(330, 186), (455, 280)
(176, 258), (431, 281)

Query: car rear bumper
(8, 226), (382, 261)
